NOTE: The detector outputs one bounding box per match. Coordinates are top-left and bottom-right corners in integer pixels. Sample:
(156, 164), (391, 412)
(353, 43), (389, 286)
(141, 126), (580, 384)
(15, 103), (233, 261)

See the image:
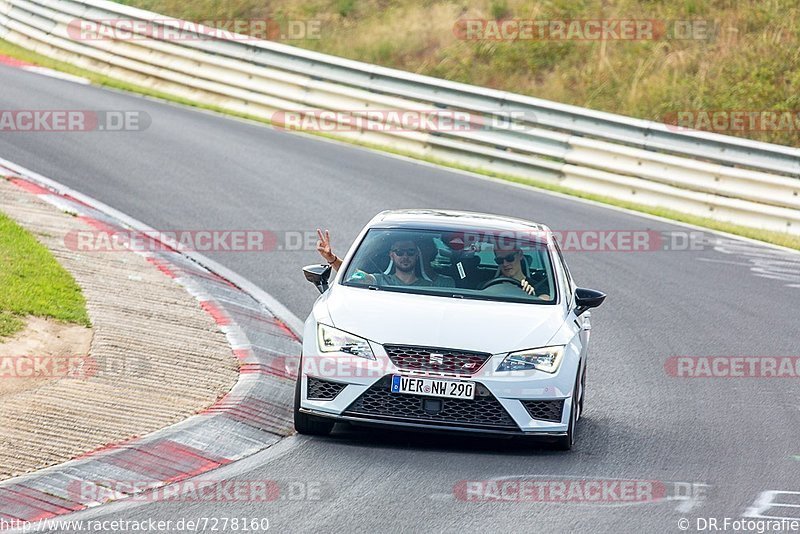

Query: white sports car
(295, 210), (605, 449)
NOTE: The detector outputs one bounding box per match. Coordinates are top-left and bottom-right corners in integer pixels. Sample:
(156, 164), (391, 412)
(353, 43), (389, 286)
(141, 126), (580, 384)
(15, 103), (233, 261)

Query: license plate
(390, 375), (475, 400)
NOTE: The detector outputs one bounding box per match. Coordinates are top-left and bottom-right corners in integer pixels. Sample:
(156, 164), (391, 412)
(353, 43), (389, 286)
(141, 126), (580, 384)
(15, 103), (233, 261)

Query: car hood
(323, 285), (565, 355)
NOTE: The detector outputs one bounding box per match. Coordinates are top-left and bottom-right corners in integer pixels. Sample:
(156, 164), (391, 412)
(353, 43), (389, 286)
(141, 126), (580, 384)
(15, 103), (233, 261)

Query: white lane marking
(743, 491), (800, 520)
(0, 55), (90, 85)
(21, 66), (91, 85)
(696, 258), (754, 267)
(712, 237), (800, 288)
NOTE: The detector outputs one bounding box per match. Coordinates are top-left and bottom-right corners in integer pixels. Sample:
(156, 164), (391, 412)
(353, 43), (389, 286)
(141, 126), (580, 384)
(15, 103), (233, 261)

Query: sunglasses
(494, 252), (518, 264)
(391, 248), (418, 257)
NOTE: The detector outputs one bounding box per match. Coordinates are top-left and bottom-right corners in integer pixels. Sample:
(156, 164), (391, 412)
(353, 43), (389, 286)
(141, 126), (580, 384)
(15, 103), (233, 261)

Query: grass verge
(1, 38), (798, 252)
(0, 210), (91, 338)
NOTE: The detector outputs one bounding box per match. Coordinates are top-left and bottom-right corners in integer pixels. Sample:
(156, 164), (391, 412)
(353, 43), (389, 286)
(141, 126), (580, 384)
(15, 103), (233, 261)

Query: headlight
(316, 324), (375, 360)
(496, 346), (565, 373)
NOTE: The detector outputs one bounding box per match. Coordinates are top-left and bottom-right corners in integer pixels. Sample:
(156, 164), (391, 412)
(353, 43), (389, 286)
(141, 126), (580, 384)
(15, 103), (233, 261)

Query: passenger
(490, 243), (552, 300)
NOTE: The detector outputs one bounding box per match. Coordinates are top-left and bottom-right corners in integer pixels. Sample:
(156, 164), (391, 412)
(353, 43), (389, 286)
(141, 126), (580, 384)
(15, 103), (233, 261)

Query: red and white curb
(0, 158), (303, 526)
(0, 54), (90, 85)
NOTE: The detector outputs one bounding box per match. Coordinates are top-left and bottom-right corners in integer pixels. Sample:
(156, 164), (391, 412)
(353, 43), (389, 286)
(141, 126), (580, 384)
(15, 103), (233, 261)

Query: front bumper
(298, 407), (568, 437)
(299, 328), (579, 435)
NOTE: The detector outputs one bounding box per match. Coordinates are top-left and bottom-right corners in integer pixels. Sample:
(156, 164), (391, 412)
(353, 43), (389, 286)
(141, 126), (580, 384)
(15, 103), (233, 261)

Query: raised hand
(316, 228), (336, 263)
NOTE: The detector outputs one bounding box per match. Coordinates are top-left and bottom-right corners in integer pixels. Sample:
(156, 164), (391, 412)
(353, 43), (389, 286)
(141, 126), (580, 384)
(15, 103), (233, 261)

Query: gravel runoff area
(0, 178), (239, 481)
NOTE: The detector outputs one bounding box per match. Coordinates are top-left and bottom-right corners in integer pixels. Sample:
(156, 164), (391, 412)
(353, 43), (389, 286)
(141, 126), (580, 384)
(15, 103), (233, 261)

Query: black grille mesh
(344, 376), (518, 430)
(307, 377), (346, 400)
(521, 399), (565, 422)
(384, 345), (491, 375)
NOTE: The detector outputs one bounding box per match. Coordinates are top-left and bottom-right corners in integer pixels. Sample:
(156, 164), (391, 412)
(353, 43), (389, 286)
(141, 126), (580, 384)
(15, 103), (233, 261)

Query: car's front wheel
(293, 373), (335, 436)
(578, 364), (587, 419)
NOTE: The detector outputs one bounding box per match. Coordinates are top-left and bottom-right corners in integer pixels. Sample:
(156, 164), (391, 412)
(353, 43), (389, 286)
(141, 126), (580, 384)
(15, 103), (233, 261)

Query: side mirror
(574, 287), (605, 316)
(303, 264), (332, 294)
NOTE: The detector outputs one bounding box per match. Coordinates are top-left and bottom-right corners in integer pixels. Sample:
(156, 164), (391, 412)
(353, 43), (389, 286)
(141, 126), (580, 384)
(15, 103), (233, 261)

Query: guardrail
(1, 0), (799, 234)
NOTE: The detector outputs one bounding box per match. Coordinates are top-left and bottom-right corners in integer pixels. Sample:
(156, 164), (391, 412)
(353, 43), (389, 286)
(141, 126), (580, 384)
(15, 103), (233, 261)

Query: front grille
(384, 345), (491, 375)
(307, 377), (346, 400)
(343, 376), (518, 430)
(521, 399), (565, 422)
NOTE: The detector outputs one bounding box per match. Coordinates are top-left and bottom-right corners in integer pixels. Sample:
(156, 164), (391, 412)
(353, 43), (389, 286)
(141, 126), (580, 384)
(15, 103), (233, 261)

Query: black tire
(554, 374), (580, 451)
(578, 363), (587, 418)
(294, 374), (335, 436)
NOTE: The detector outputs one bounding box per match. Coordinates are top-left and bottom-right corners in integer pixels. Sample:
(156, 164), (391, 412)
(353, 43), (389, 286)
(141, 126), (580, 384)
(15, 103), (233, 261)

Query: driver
(490, 243), (552, 300)
(315, 229), (454, 288)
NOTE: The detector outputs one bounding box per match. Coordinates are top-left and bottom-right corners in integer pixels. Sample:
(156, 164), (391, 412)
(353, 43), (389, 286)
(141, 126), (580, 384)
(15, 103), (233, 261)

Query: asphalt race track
(2, 64), (799, 533)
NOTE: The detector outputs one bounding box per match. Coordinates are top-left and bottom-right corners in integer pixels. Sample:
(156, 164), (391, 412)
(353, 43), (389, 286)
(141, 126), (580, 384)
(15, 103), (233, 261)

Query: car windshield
(341, 227), (557, 304)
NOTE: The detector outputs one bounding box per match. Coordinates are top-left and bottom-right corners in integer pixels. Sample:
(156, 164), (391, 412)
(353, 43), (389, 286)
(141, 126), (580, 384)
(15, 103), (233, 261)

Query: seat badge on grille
(429, 353), (444, 366)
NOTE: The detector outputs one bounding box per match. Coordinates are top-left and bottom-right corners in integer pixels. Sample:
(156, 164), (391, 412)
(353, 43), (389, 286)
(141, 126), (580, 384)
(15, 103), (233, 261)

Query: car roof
(368, 209), (551, 234)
